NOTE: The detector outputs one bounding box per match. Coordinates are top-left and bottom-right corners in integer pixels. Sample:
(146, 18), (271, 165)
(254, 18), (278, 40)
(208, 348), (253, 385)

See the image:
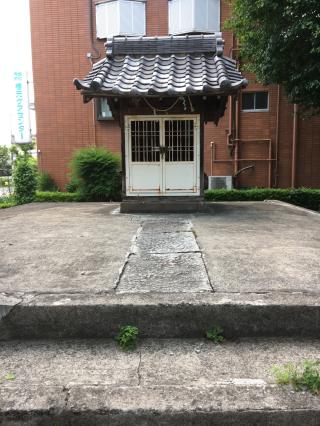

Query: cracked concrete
(117, 219), (212, 293)
(0, 201), (319, 338)
(0, 338), (319, 424)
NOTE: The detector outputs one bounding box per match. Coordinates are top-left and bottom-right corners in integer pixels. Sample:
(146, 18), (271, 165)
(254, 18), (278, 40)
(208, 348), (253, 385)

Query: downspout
(291, 104), (299, 188)
(88, 0), (101, 148)
(88, 0), (101, 60)
(274, 85), (281, 187)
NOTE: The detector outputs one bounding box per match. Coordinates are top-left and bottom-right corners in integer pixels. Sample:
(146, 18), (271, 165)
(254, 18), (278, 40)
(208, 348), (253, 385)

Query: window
(96, 0), (146, 39)
(242, 92), (269, 112)
(169, 0), (220, 35)
(96, 98), (113, 120)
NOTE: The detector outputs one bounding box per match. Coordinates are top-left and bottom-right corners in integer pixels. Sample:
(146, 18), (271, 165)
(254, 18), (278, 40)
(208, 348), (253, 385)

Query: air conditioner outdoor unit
(208, 176), (233, 190)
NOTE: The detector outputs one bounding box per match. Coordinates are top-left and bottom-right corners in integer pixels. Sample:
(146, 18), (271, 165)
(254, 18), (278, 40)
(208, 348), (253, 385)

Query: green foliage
(0, 372), (16, 384)
(36, 191), (80, 202)
(0, 199), (16, 209)
(226, 0), (320, 113)
(4, 373), (16, 382)
(204, 188), (320, 211)
(13, 158), (37, 205)
(0, 146), (12, 176)
(65, 177), (79, 193)
(206, 326), (225, 343)
(37, 172), (58, 192)
(272, 361), (320, 394)
(70, 147), (121, 201)
(116, 325), (139, 350)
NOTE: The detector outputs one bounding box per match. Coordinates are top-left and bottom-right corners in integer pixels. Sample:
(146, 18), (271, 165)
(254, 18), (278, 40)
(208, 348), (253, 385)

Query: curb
(1, 292), (319, 339)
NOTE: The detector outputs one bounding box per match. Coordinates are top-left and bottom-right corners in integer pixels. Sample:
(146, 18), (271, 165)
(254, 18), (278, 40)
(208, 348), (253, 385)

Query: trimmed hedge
(36, 192), (80, 202)
(0, 201), (16, 209)
(204, 188), (320, 212)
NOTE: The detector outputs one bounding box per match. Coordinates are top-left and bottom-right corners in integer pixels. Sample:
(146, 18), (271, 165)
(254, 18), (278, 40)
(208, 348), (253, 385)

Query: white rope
(143, 97), (181, 114)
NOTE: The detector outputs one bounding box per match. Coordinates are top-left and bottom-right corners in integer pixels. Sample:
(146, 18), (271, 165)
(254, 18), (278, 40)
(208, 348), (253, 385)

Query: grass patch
(272, 360), (320, 394)
(204, 188), (320, 212)
(0, 195), (17, 209)
(0, 201), (16, 209)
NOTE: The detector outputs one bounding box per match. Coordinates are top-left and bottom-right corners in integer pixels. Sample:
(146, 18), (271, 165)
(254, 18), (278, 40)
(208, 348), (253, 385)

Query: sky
(0, 0), (34, 146)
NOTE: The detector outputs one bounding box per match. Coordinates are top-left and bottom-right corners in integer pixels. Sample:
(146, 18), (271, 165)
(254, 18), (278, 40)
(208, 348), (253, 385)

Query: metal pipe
(274, 85), (281, 187)
(291, 104), (299, 188)
(88, 0), (101, 60)
(210, 141), (214, 176)
(268, 139), (272, 187)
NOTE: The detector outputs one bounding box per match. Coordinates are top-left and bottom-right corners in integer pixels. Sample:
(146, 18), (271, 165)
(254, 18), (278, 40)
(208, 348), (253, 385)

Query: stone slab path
(116, 219), (212, 293)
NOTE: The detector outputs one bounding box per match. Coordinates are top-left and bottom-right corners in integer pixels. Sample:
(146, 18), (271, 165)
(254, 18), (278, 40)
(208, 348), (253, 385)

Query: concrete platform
(0, 201), (319, 338)
(0, 338), (319, 424)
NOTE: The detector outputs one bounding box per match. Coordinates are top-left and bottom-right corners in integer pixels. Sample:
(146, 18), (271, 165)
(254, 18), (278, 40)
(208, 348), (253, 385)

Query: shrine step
(1, 292), (319, 340)
(0, 338), (319, 425)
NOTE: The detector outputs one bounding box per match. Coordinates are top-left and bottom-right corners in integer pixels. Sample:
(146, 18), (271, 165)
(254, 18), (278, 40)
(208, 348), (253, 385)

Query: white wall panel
(169, 0), (220, 34)
(96, 0), (145, 39)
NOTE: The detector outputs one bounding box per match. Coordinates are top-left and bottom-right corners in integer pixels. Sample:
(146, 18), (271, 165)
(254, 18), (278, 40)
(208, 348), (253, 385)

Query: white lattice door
(125, 115), (200, 196)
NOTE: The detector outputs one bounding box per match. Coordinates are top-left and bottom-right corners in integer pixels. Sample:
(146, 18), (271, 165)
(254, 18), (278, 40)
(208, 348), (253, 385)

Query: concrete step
(1, 292), (319, 340)
(120, 198), (206, 213)
(0, 338), (319, 425)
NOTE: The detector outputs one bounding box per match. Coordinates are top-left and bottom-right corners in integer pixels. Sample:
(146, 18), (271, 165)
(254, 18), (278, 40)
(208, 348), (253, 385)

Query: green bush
(204, 188), (320, 212)
(65, 178), (79, 193)
(70, 147), (121, 201)
(38, 172), (58, 192)
(13, 158), (37, 205)
(36, 192), (80, 202)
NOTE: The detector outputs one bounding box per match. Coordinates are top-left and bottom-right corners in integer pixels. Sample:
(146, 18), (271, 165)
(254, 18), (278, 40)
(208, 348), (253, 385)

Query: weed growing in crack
(206, 326), (225, 344)
(0, 372), (16, 383)
(116, 325), (139, 350)
(271, 360), (320, 394)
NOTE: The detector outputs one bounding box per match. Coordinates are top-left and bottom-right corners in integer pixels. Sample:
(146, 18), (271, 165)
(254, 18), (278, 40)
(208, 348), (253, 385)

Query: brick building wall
(30, 0), (320, 190)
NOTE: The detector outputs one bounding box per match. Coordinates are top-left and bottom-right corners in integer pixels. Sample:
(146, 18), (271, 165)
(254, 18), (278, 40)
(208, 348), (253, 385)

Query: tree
(227, 0), (320, 113)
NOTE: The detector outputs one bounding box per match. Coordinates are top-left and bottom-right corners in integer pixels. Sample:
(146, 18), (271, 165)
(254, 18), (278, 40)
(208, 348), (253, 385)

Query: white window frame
(96, 0), (146, 39)
(241, 91), (269, 113)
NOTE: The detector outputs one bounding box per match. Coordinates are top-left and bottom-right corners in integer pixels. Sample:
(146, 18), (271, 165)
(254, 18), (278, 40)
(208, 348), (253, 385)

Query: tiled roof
(74, 34), (247, 97)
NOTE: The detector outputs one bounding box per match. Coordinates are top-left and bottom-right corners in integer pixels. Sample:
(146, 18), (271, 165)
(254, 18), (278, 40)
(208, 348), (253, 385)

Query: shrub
(70, 147), (121, 201)
(65, 177), (79, 193)
(38, 172), (58, 192)
(13, 158), (37, 205)
(204, 188), (320, 212)
(36, 191), (80, 202)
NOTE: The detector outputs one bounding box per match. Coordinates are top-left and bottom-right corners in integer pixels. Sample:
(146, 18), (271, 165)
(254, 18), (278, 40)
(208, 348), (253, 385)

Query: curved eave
(75, 79), (248, 102)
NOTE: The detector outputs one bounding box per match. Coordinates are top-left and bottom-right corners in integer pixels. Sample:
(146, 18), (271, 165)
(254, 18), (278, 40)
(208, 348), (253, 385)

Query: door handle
(159, 146), (168, 155)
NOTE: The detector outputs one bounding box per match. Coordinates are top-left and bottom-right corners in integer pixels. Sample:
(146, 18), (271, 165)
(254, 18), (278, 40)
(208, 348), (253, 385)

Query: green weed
(116, 325), (139, 350)
(272, 360), (320, 394)
(206, 326), (225, 343)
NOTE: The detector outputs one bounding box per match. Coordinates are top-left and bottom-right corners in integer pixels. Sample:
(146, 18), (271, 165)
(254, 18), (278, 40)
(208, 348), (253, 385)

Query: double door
(125, 115), (200, 196)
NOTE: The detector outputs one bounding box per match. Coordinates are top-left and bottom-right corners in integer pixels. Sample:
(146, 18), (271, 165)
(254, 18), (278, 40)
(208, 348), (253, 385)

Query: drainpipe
(88, 0), (100, 147)
(88, 0), (101, 60)
(274, 85), (281, 187)
(291, 104), (299, 188)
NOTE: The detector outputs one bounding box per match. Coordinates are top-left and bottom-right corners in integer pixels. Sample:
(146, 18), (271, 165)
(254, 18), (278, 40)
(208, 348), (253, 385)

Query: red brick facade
(30, 0), (320, 190)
